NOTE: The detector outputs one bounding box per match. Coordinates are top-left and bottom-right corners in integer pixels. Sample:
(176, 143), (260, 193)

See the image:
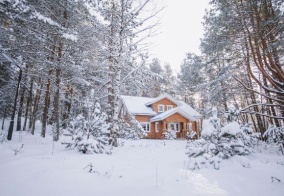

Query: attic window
(167, 105), (173, 110)
(158, 104), (164, 112)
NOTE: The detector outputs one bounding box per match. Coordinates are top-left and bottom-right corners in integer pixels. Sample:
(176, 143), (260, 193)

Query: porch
(151, 120), (198, 139)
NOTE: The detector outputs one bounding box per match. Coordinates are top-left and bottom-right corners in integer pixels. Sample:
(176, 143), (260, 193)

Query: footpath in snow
(0, 132), (284, 196)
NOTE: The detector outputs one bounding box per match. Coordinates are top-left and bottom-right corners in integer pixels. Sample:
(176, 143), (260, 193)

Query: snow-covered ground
(0, 123), (284, 196)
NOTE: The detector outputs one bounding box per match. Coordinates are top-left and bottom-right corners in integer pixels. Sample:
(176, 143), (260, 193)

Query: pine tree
(62, 92), (111, 154)
(186, 107), (259, 170)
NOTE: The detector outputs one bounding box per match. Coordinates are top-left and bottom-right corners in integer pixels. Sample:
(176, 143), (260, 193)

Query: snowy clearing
(0, 130), (284, 196)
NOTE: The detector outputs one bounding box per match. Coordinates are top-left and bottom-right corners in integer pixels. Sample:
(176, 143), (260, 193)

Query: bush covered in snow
(186, 107), (260, 170)
(118, 115), (146, 140)
(164, 130), (177, 140)
(187, 130), (197, 140)
(263, 125), (284, 155)
(62, 101), (111, 154)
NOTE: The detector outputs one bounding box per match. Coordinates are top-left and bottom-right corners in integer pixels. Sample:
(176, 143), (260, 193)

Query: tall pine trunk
(52, 68), (61, 141)
(23, 76), (33, 131)
(1, 107), (7, 130)
(16, 65), (28, 131)
(41, 70), (52, 138)
(7, 68), (22, 140)
(30, 76), (43, 135)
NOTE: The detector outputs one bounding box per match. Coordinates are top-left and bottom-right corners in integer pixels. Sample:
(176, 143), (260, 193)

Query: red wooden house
(120, 95), (202, 139)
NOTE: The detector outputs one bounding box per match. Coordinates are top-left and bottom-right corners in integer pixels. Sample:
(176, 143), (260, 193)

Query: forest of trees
(0, 0), (283, 145)
(179, 0), (284, 134)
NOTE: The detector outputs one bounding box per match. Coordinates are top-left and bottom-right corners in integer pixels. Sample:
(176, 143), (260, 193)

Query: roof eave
(132, 113), (156, 116)
(145, 94), (182, 106)
(150, 108), (196, 122)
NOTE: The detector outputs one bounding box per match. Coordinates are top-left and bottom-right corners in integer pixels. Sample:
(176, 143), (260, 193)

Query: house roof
(150, 107), (197, 122)
(120, 95), (202, 120)
(120, 95), (157, 116)
(179, 101), (202, 118)
(145, 94), (182, 106)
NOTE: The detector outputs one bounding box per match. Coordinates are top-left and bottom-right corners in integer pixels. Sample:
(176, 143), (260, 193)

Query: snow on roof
(179, 101), (202, 118)
(150, 107), (197, 122)
(120, 95), (157, 116)
(121, 95), (203, 120)
(145, 94), (182, 106)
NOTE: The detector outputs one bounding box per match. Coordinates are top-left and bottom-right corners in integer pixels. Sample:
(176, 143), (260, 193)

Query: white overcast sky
(148, 0), (210, 73)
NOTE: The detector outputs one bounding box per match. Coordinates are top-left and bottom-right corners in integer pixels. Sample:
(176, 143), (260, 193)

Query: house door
(168, 122), (180, 132)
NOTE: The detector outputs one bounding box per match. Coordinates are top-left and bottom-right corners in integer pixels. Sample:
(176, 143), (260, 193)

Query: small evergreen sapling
(187, 122), (197, 140)
(186, 107), (258, 170)
(164, 129), (177, 140)
(263, 125), (284, 155)
(62, 100), (111, 154)
(117, 113), (146, 140)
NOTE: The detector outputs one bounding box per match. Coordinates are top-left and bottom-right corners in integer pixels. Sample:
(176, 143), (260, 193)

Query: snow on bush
(186, 107), (259, 170)
(164, 130), (176, 140)
(118, 115), (146, 140)
(187, 130), (196, 140)
(0, 129), (7, 143)
(263, 125), (284, 155)
(62, 101), (111, 154)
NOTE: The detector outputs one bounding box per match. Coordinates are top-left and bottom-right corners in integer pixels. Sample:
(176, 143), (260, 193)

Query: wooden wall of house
(163, 113), (189, 138)
(135, 115), (151, 122)
(135, 115), (155, 138)
(150, 98), (177, 113)
(163, 113), (188, 123)
(134, 113), (199, 140)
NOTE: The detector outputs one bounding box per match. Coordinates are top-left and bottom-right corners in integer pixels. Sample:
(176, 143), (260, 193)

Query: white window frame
(158, 104), (164, 112)
(168, 122), (180, 132)
(155, 122), (159, 132)
(140, 122), (151, 132)
(167, 105), (173, 110)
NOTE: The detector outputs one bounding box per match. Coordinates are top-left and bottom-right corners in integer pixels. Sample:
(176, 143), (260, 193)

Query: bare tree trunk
(16, 85), (25, 131)
(41, 70), (52, 138)
(2, 107), (7, 130)
(7, 68), (22, 140)
(30, 77), (43, 135)
(110, 67), (121, 147)
(62, 85), (72, 128)
(52, 68), (61, 141)
(23, 77), (33, 131)
(16, 65), (28, 131)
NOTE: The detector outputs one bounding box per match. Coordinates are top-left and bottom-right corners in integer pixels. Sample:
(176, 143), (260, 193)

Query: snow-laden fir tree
(118, 118), (145, 140)
(117, 103), (146, 140)
(186, 107), (259, 170)
(62, 91), (111, 154)
(263, 125), (284, 155)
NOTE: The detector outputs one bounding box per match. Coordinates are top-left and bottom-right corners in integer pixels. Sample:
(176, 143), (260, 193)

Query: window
(167, 105), (173, 110)
(141, 122), (150, 132)
(168, 122), (180, 132)
(155, 122), (159, 132)
(158, 104), (164, 112)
